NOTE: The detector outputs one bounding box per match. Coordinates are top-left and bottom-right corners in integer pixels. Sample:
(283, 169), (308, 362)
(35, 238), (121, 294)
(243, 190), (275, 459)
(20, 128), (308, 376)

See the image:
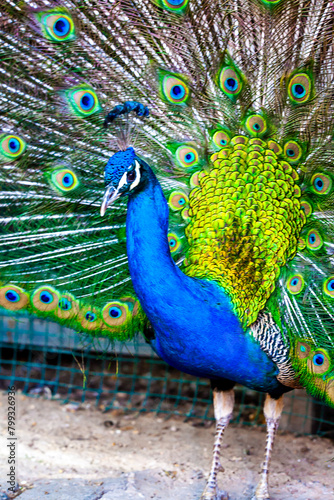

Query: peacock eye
(83, 311), (97, 322)
(5, 290), (20, 302)
(323, 276), (334, 298)
(212, 131), (230, 149)
(245, 115), (267, 137)
(168, 191), (189, 211)
(287, 274), (304, 294)
(59, 298), (72, 310)
(309, 350), (331, 374)
(127, 170), (136, 182)
(0, 285), (29, 311)
(219, 67), (243, 98)
(313, 353), (325, 366)
(39, 12), (76, 42)
(288, 73), (312, 104)
(102, 301), (130, 327)
(50, 168), (79, 193)
(31, 286), (59, 312)
(300, 200), (312, 217)
(74, 90), (98, 114)
(0, 134), (27, 160)
(162, 75), (189, 104)
(65, 87), (101, 117)
(306, 229), (323, 251)
(56, 293), (78, 320)
(175, 145), (199, 168)
(296, 341), (311, 359)
(168, 233), (181, 252)
(311, 173), (332, 195)
(283, 141), (302, 164)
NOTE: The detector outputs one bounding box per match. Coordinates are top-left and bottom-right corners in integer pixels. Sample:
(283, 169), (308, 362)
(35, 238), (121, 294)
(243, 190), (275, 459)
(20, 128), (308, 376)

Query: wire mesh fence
(0, 311), (333, 438)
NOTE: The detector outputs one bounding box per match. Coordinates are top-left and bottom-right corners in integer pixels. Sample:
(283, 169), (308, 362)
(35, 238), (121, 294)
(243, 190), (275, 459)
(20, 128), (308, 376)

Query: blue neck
(126, 168), (180, 321)
(126, 166), (279, 392)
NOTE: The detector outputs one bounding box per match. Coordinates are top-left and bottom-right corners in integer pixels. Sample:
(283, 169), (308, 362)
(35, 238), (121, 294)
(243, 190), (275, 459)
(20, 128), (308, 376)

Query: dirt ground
(0, 391), (333, 500)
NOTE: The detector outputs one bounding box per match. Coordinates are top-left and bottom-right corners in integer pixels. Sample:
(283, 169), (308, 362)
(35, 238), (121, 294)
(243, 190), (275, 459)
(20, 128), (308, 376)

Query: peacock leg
(201, 386), (235, 500)
(252, 393), (284, 500)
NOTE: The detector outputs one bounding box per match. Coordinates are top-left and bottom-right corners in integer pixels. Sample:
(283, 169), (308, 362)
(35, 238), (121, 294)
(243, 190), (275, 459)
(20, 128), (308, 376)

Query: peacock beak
(100, 185), (121, 216)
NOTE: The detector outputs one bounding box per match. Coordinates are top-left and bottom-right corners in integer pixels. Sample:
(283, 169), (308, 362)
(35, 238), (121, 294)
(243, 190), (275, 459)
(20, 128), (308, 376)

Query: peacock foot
(200, 485), (229, 500)
(251, 493), (270, 500)
(251, 478), (270, 500)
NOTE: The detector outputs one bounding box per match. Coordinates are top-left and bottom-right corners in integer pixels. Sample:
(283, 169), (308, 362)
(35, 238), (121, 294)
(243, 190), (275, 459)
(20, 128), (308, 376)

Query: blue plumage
(125, 155), (280, 392)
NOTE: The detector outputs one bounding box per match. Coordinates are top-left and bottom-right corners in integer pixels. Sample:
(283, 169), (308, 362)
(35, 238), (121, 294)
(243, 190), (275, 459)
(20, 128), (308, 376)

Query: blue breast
(126, 166), (280, 393)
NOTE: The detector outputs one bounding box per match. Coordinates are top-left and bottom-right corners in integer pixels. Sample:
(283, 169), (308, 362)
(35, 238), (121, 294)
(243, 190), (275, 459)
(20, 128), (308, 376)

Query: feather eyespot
(86, 312), (96, 321)
(245, 115), (267, 137)
(323, 276), (334, 298)
(0, 285), (29, 311)
(162, 75), (189, 104)
(51, 168), (79, 192)
(32, 286), (59, 312)
(168, 233), (181, 252)
(176, 145), (199, 168)
(39, 12), (76, 42)
(5, 290), (20, 302)
(79, 306), (101, 330)
(283, 141), (302, 164)
(287, 274), (304, 294)
(74, 90), (100, 115)
(296, 341), (311, 359)
(102, 301), (129, 327)
(0, 135), (26, 160)
(212, 131), (230, 149)
(57, 293), (79, 319)
(161, 0), (189, 11)
(300, 200), (312, 217)
(306, 229), (323, 251)
(288, 73), (312, 104)
(308, 350), (331, 375)
(59, 298), (71, 310)
(66, 87), (101, 117)
(314, 353), (325, 366)
(168, 191), (189, 211)
(110, 307), (122, 318)
(311, 173), (332, 195)
(219, 67), (242, 98)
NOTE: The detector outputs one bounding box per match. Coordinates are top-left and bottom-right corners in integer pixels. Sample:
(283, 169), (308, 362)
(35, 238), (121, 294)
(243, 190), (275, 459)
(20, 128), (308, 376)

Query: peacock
(0, 0), (334, 498)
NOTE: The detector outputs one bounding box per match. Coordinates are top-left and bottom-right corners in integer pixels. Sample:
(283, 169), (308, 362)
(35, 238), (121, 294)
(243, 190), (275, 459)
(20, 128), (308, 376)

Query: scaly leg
(201, 388), (235, 500)
(252, 394), (284, 500)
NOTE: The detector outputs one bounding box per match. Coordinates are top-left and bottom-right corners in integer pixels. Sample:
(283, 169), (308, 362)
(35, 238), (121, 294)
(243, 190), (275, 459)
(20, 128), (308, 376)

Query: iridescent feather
(0, 0), (334, 409)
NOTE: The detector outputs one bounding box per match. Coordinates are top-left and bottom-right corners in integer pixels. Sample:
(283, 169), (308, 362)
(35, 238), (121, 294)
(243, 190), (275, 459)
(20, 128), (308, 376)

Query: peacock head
(100, 147), (143, 216)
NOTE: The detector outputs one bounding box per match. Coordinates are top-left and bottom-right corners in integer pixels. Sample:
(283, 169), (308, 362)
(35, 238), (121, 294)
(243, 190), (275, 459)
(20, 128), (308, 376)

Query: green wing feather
(1, 0), (334, 406)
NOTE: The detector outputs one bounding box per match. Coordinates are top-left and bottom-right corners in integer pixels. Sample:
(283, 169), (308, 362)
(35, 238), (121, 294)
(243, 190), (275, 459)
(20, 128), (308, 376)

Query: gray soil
(0, 392), (333, 500)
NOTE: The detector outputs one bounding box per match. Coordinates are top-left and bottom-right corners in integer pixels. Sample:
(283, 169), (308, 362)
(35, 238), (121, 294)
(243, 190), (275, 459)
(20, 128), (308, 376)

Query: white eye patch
(129, 160), (141, 191)
(118, 171), (128, 190)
